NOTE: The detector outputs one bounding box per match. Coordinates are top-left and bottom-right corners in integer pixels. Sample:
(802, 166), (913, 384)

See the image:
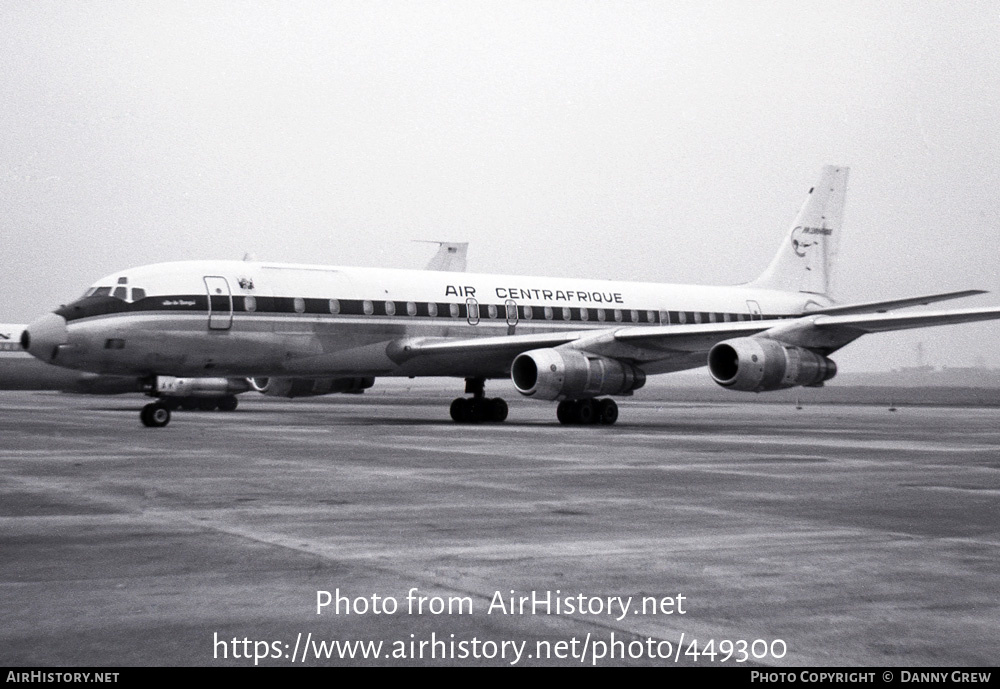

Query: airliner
(21, 166), (1000, 427)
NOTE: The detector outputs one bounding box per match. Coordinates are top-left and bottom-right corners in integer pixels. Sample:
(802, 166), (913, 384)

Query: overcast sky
(2, 1), (998, 371)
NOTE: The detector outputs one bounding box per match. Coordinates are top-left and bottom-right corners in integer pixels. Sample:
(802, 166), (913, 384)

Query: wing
(387, 305), (1000, 377)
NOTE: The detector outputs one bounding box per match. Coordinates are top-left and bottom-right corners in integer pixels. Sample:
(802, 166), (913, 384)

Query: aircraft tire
(218, 395), (239, 412)
(141, 403), (171, 428)
(468, 398), (484, 422)
(557, 400), (576, 425)
(575, 399), (596, 425)
(488, 398), (508, 422)
(450, 397), (470, 423)
(597, 398), (618, 425)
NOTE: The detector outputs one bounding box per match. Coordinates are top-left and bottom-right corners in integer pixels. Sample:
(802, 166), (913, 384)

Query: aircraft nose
(23, 313), (69, 363)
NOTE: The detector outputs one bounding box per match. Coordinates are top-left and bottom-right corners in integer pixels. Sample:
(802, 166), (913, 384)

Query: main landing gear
(450, 377), (509, 423)
(139, 394), (240, 427)
(557, 398), (619, 425)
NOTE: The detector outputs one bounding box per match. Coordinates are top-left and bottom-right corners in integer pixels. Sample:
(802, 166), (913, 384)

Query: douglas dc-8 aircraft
(21, 166), (1000, 427)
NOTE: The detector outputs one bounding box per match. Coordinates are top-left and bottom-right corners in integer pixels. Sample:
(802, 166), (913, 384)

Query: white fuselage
(28, 260), (831, 379)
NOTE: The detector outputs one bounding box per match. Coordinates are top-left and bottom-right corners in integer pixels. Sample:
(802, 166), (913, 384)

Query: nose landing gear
(140, 402), (171, 427)
(139, 394), (241, 426)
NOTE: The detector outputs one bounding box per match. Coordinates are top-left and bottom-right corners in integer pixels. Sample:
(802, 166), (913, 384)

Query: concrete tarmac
(1, 390), (998, 667)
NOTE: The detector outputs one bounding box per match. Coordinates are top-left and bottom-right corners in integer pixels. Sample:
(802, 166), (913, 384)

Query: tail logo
(791, 226), (833, 257)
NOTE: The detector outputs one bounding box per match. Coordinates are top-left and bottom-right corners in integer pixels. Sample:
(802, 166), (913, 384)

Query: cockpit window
(83, 285), (146, 302)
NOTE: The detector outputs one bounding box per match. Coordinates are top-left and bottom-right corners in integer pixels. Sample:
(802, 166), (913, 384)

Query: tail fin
(419, 241), (469, 272)
(749, 165), (849, 296)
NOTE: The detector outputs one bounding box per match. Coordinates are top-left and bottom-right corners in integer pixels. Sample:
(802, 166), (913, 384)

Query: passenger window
(646, 310), (656, 323)
(488, 304), (498, 318)
(428, 302), (438, 317)
(385, 301), (396, 316)
(244, 296), (257, 312)
(596, 309), (605, 322)
(614, 310), (623, 322)
(294, 297), (305, 313)
(544, 306), (553, 320)
(363, 300), (374, 315)
(630, 310), (639, 322)
(523, 306), (533, 320)
(406, 302), (417, 316)
(562, 307), (572, 321)
(449, 303), (460, 318)
(329, 299), (340, 314)
(580, 308), (589, 321)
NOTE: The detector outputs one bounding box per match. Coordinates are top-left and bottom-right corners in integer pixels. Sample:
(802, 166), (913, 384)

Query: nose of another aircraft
(23, 313), (69, 363)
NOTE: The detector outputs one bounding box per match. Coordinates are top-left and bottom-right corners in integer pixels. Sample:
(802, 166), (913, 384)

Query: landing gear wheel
(597, 398), (619, 425)
(488, 398), (508, 422)
(450, 397), (471, 422)
(557, 399), (618, 425)
(450, 396), (508, 423)
(140, 403), (171, 428)
(557, 400), (577, 425)
(217, 395), (239, 412)
(575, 399), (596, 425)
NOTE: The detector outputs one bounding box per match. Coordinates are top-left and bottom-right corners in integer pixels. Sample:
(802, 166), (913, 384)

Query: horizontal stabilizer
(804, 290), (988, 316)
(812, 305), (1000, 334)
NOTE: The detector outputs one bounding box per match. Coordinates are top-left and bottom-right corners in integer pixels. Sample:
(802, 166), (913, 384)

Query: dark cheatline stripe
(55, 293), (786, 326)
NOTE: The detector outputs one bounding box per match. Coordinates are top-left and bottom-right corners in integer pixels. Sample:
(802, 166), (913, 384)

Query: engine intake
(708, 338), (836, 392)
(511, 348), (645, 400)
(250, 376), (375, 398)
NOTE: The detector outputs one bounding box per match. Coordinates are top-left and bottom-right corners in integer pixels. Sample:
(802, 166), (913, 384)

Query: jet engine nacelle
(708, 338), (837, 392)
(511, 348), (646, 400)
(154, 376), (252, 398)
(250, 376), (375, 398)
